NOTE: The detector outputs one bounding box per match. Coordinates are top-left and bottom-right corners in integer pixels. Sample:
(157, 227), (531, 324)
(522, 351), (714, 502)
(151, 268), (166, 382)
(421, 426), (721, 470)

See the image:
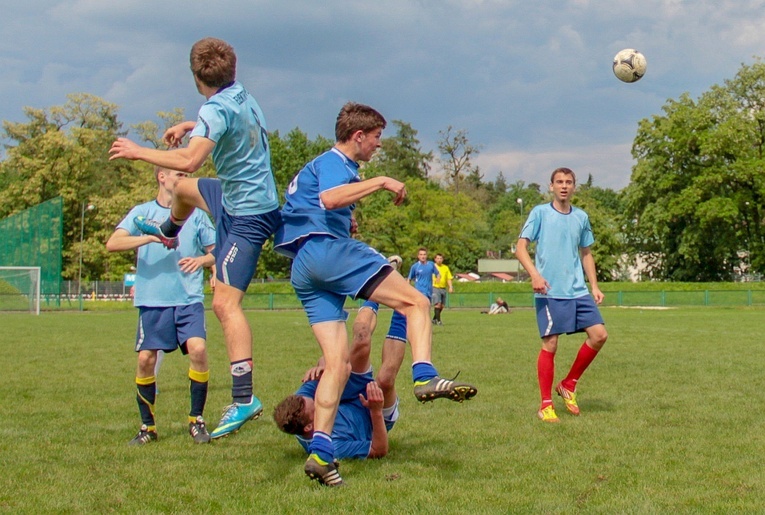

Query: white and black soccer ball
(387, 255), (403, 271)
(613, 49), (647, 83)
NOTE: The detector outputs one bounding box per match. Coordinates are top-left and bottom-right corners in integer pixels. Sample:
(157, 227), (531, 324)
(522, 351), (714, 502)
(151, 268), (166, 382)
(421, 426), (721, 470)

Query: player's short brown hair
(190, 37), (236, 88)
(273, 395), (311, 435)
(550, 167), (576, 185)
(335, 102), (386, 143)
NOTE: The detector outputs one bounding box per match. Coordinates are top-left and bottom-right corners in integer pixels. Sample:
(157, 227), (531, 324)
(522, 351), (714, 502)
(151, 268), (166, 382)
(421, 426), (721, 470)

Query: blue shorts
(291, 235), (390, 325)
(136, 303), (206, 353)
(535, 296), (604, 338)
(198, 178), (281, 292)
(359, 301), (407, 342)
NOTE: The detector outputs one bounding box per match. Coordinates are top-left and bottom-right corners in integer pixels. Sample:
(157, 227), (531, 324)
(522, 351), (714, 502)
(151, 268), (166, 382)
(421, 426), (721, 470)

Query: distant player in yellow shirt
(431, 253), (454, 326)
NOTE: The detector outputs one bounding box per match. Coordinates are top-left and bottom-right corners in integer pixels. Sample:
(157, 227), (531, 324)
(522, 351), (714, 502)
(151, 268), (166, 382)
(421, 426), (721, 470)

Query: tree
(436, 126), (482, 194)
(0, 94), (130, 281)
(365, 120), (432, 181)
(624, 59), (765, 280)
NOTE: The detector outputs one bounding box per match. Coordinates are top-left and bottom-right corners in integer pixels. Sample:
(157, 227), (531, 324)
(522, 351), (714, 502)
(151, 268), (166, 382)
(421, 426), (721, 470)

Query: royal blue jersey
(294, 370), (375, 459)
(274, 148), (358, 258)
(408, 261), (439, 298)
(190, 81), (279, 216)
(519, 202), (594, 299)
(117, 201), (215, 307)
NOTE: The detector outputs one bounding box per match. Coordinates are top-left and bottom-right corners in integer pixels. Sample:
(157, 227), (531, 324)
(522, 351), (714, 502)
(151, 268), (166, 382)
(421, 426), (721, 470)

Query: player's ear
(304, 422), (313, 435)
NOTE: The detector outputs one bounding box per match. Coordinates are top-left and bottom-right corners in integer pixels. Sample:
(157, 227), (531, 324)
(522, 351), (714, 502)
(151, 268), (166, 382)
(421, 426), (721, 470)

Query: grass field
(2, 307), (765, 512)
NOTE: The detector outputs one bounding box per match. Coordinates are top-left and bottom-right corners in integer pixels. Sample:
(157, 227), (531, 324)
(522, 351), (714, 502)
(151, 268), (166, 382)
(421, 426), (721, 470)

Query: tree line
(2, 59), (765, 283)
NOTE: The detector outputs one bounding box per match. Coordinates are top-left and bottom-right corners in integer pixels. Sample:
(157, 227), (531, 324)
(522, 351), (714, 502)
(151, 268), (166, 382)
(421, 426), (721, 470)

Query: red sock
(561, 342), (599, 391)
(537, 349), (555, 408)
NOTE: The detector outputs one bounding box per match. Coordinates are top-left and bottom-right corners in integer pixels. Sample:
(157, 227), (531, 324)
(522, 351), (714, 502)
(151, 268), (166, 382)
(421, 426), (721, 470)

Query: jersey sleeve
(314, 155), (358, 195)
(519, 206), (541, 242)
(115, 205), (144, 236)
(196, 212), (216, 248)
(295, 380), (318, 399)
(579, 214), (595, 248)
(191, 101), (227, 144)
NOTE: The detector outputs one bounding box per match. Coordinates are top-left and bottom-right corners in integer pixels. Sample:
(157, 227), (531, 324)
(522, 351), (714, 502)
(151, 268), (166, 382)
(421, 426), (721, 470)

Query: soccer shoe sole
(304, 458), (344, 487)
(415, 383), (477, 403)
(210, 407), (263, 440)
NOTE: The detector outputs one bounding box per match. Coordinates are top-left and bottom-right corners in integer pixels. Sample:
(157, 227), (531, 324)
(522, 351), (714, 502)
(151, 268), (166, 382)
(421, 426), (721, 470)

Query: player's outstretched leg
(133, 216), (179, 250)
(304, 454), (345, 487)
(413, 373), (477, 403)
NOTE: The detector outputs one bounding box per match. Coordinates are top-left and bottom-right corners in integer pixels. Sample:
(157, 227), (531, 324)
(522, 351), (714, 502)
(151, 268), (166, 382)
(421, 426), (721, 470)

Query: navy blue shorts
(198, 178), (280, 292)
(535, 296), (604, 338)
(359, 301), (407, 342)
(291, 236), (391, 325)
(135, 303), (206, 353)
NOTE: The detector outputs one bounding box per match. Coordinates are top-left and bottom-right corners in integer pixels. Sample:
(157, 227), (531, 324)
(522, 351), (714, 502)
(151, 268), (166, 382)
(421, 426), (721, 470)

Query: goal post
(0, 267), (41, 314)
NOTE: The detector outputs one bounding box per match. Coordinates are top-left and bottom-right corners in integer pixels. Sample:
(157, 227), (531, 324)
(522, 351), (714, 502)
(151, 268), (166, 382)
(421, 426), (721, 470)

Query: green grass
(2, 307), (765, 512)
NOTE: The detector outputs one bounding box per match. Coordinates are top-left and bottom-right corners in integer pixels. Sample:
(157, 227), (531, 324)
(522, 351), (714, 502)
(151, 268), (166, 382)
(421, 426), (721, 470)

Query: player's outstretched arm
(320, 176), (406, 210)
(109, 136), (215, 174)
(163, 121), (197, 148)
(360, 381), (388, 459)
(106, 228), (160, 252)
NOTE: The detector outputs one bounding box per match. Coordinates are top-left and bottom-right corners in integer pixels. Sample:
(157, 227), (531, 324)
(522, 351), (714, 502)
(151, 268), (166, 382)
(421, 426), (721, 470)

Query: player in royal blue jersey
(274, 102), (476, 486)
(514, 167), (608, 423)
(407, 247), (439, 321)
(273, 302), (404, 464)
(109, 38), (281, 439)
(106, 167), (216, 445)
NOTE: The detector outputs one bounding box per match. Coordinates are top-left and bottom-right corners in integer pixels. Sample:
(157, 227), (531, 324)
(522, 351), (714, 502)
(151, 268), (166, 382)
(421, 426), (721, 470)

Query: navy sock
(230, 359), (253, 404)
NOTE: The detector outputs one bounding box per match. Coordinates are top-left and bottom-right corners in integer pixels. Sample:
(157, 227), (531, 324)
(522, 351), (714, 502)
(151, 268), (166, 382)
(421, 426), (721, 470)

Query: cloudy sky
(3, 0), (765, 190)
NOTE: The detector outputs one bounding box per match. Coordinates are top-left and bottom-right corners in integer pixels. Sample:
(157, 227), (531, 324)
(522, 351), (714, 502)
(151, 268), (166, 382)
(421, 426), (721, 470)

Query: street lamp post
(79, 202), (95, 311)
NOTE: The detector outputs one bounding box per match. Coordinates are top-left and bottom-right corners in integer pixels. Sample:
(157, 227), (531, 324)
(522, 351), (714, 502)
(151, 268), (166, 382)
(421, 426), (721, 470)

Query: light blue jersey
(274, 148), (357, 258)
(117, 201), (215, 307)
(519, 202), (594, 299)
(190, 81), (279, 216)
(408, 261), (439, 298)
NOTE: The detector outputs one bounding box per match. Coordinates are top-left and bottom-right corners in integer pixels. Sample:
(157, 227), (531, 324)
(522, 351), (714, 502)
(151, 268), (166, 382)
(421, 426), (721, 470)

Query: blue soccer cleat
(210, 396), (263, 439)
(133, 216), (178, 250)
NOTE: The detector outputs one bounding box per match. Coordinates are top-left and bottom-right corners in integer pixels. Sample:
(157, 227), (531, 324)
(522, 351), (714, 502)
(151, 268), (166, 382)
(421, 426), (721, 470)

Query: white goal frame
(0, 266), (41, 315)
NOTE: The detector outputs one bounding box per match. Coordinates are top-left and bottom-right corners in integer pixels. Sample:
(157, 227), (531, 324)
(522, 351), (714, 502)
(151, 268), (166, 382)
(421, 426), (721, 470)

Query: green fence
(0, 197), (63, 300)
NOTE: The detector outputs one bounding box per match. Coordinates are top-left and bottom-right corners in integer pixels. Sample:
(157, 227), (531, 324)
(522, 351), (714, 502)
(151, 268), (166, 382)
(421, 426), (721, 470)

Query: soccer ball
(612, 49), (647, 83)
(387, 255), (403, 271)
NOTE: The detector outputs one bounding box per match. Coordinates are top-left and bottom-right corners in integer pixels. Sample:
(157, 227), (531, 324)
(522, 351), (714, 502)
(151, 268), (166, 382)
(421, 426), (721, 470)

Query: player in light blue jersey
(274, 102), (476, 486)
(515, 167), (608, 424)
(106, 167), (215, 445)
(109, 38), (281, 439)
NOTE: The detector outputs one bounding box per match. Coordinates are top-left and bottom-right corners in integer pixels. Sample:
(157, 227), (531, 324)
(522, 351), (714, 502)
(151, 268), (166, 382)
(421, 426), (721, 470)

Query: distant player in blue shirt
(407, 246), (439, 301)
(515, 167), (608, 424)
(109, 38), (281, 439)
(106, 167), (215, 445)
(274, 102), (476, 486)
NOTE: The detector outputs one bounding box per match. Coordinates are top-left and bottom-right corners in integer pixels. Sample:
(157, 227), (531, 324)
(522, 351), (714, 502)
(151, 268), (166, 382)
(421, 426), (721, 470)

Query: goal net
(0, 267), (41, 314)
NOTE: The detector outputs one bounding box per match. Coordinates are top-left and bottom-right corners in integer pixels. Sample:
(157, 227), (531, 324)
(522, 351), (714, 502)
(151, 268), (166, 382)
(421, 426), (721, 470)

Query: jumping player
(274, 102), (477, 486)
(109, 38), (281, 439)
(106, 167), (215, 445)
(514, 167), (608, 423)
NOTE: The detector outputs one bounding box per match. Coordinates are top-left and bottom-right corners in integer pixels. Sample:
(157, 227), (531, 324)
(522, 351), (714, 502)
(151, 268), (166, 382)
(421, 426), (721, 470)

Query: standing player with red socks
(514, 167), (608, 423)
